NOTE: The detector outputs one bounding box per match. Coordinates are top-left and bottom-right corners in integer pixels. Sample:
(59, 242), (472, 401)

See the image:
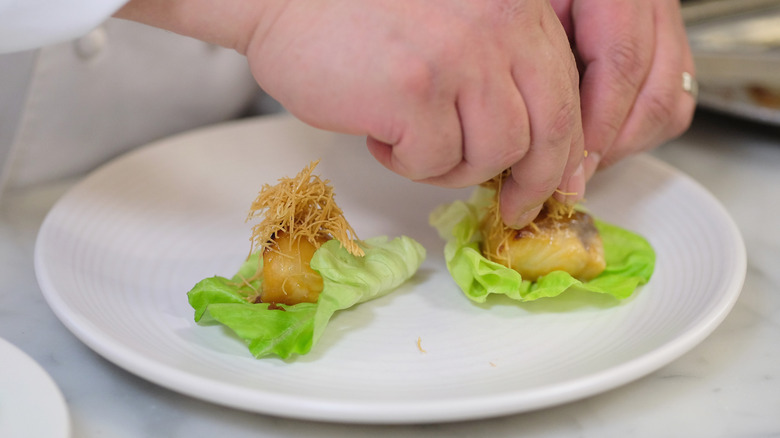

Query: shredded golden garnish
(246, 160), (363, 258)
(481, 170), (575, 228)
(417, 336), (427, 353)
(554, 188), (578, 197)
(479, 169), (510, 247)
(479, 169), (576, 267)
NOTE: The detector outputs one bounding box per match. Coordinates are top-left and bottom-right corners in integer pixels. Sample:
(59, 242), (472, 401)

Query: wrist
(114, 0), (285, 54)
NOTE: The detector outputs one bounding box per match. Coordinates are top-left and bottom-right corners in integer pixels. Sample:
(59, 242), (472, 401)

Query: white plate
(35, 115), (746, 424)
(0, 337), (71, 437)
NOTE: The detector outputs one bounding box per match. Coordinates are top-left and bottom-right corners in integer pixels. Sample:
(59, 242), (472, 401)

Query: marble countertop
(1, 110), (779, 438)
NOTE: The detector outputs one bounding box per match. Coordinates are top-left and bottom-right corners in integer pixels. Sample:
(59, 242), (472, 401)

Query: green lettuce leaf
(187, 236), (425, 359)
(429, 187), (655, 303)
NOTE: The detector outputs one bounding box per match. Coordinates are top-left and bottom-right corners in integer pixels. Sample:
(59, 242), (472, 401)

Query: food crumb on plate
(416, 337), (427, 353)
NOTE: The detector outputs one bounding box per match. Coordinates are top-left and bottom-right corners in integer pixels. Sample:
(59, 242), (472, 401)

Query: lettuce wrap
(188, 235), (425, 359)
(430, 187), (655, 303)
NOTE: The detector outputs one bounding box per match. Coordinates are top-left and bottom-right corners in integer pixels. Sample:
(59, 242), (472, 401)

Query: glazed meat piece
(261, 232), (327, 305)
(245, 160), (362, 305)
(481, 199), (606, 282)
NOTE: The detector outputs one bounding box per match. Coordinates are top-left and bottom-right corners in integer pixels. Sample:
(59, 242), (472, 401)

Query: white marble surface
(1, 110), (779, 437)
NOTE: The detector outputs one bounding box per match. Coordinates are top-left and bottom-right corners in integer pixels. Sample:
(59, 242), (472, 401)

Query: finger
(500, 6), (583, 227)
(364, 61), (464, 182)
(599, 0), (695, 168)
(365, 110), (462, 182)
(549, 0), (575, 38)
(573, 0), (654, 180)
(553, 149), (585, 205)
(417, 69), (530, 189)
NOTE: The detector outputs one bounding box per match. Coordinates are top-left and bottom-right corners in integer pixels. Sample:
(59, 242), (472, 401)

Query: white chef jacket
(0, 1), (264, 197)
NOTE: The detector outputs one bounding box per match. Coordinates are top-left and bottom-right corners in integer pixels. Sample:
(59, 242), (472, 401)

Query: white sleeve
(0, 0), (129, 53)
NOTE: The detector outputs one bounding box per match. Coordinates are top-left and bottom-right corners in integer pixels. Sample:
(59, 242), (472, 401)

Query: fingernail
(583, 151), (601, 181)
(503, 203), (543, 229)
(555, 163), (585, 204)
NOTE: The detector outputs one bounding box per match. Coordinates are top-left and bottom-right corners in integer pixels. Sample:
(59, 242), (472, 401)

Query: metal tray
(684, 0), (780, 124)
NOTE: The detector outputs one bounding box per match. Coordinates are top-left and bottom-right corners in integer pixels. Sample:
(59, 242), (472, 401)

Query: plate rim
(0, 337), (72, 436)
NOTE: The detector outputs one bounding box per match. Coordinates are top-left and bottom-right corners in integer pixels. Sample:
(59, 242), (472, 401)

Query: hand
(550, 0), (696, 179)
(116, 0), (586, 228)
(246, 0), (586, 227)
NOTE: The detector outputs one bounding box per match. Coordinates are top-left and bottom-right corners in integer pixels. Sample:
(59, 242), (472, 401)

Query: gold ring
(682, 72), (698, 99)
